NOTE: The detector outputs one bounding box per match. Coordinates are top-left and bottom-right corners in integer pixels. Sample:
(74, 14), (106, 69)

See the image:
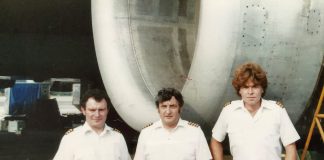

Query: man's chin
(163, 119), (175, 124)
(246, 101), (260, 106)
(91, 122), (105, 127)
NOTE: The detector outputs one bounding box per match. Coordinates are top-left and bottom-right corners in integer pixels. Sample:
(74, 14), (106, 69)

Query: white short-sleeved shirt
(212, 99), (300, 160)
(134, 119), (212, 160)
(53, 122), (131, 160)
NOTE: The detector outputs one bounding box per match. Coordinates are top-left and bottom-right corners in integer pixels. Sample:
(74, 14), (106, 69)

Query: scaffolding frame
(301, 86), (324, 160)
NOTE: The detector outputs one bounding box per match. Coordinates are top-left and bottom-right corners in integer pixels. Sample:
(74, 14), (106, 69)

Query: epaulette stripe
(113, 128), (121, 133)
(142, 123), (153, 129)
(65, 129), (73, 135)
(276, 101), (284, 108)
(224, 101), (231, 107)
(188, 121), (199, 127)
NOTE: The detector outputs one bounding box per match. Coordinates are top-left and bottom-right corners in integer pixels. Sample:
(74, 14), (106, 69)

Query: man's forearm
(210, 138), (224, 160)
(285, 143), (297, 160)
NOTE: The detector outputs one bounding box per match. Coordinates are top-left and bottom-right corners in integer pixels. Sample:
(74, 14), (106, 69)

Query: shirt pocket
(262, 124), (280, 147)
(227, 126), (245, 148)
(101, 140), (117, 159)
(145, 141), (196, 160)
(176, 141), (196, 160)
(144, 142), (164, 159)
(74, 146), (96, 160)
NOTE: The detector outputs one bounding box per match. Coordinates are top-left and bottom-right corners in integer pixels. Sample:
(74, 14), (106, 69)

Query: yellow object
(301, 86), (324, 160)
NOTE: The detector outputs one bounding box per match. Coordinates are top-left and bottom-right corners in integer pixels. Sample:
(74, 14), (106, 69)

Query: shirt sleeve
(196, 127), (213, 160)
(119, 135), (132, 160)
(280, 108), (300, 146)
(212, 108), (228, 142)
(133, 131), (146, 160)
(53, 135), (74, 160)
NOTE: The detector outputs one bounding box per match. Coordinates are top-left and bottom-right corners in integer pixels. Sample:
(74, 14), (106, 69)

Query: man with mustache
(134, 88), (212, 160)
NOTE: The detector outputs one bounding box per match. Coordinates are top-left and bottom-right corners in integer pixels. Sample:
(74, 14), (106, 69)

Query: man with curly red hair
(210, 62), (300, 160)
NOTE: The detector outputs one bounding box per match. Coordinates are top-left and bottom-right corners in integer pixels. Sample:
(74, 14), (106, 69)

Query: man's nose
(166, 107), (171, 114)
(248, 87), (253, 94)
(94, 110), (100, 116)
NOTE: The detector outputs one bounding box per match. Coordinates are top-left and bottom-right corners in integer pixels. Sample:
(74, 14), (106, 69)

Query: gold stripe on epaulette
(276, 101), (284, 108)
(142, 123), (153, 129)
(65, 129), (73, 135)
(113, 128), (121, 133)
(188, 121), (199, 127)
(224, 101), (231, 107)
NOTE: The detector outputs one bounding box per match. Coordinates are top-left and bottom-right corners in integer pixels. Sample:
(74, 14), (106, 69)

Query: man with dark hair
(134, 88), (212, 160)
(210, 62), (300, 160)
(53, 89), (131, 160)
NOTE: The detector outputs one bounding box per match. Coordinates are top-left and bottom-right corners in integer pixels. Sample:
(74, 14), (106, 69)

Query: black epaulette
(113, 128), (121, 134)
(276, 101), (284, 108)
(142, 123), (153, 129)
(224, 101), (231, 107)
(65, 129), (73, 135)
(188, 121), (199, 127)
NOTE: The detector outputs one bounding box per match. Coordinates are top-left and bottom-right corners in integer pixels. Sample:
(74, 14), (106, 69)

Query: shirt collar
(235, 99), (273, 110)
(154, 118), (185, 129)
(82, 122), (112, 134)
(261, 99), (274, 110)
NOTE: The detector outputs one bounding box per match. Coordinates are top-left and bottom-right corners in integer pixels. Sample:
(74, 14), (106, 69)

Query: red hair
(232, 62), (268, 97)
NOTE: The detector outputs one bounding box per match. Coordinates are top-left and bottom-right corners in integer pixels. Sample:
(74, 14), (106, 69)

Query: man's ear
(81, 107), (86, 115)
(157, 104), (161, 113)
